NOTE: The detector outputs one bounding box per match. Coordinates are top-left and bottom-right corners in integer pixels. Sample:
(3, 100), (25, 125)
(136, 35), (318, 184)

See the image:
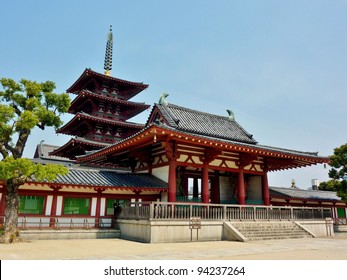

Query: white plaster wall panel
(178, 155), (188, 162)
(100, 198), (106, 216)
(152, 166), (169, 182)
(45, 195), (53, 215)
(91, 197), (97, 216)
(56, 196), (63, 216)
(225, 160), (238, 169)
(161, 192), (168, 202)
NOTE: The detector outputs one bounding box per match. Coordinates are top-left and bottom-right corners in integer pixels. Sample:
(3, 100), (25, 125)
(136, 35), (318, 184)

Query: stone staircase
(225, 221), (314, 241)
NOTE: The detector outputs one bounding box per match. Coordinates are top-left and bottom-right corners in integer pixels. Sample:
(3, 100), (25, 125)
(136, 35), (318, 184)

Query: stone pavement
(1, 233), (347, 260)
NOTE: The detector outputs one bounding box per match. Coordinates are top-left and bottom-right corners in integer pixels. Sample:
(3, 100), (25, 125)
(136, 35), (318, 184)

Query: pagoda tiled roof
(49, 167), (167, 190)
(49, 137), (109, 159)
(67, 68), (148, 97)
(71, 89), (150, 107)
(57, 112), (145, 135)
(69, 89), (150, 119)
(269, 186), (342, 202)
(149, 103), (257, 145)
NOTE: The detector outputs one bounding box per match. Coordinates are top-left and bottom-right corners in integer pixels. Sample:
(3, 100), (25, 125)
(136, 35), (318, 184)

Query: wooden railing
(0, 204), (337, 230)
(333, 218), (347, 225)
(0, 216), (116, 230)
(117, 202), (332, 221)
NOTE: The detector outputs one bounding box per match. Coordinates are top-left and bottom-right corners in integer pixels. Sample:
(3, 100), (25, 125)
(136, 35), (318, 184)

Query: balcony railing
(117, 201), (332, 221)
(0, 203), (336, 230)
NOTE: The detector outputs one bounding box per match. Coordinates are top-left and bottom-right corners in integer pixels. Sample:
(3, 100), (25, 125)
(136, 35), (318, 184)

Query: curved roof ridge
(155, 102), (257, 144)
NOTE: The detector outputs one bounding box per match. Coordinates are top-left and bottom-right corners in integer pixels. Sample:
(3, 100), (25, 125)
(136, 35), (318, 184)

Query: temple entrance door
(186, 177), (202, 202)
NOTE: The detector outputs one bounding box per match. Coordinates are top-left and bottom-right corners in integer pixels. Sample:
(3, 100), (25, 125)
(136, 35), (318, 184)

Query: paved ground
(1, 233), (347, 260)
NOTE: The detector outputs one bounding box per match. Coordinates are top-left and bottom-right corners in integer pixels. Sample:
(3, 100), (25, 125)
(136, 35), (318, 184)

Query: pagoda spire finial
(104, 25), (113, 76)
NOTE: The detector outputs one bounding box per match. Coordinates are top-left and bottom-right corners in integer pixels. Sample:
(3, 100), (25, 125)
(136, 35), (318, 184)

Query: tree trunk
(0, 180), (21, 243)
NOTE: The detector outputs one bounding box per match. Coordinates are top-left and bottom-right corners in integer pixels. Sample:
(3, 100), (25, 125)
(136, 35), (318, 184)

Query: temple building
(77, 100), (331, 207)
(0, 27), (346, 230)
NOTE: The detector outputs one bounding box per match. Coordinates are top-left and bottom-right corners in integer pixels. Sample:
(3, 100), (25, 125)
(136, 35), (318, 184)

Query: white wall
(91, 197), (97, 216)
(100, 198), (106, 216)
(56, 196), (63, 216)
(45, 195), (53, 215)
(152, 166), (169, 182)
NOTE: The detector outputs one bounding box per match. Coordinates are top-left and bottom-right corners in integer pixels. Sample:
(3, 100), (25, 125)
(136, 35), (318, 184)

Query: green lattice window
(63, 197), (90, 215)
(337, 207), (346, 218)
(106, 199), (129, 215)
(19, 196), (45, 214)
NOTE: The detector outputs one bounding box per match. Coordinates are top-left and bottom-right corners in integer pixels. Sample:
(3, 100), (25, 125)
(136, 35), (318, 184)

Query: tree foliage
(0, 78), (70, 243)
(319, 143), (347, 202)
(319, 179), (347, 202)
(329, 143), (347, 180)
(0, 157), (68, 184)
(0, 78), (70, 159)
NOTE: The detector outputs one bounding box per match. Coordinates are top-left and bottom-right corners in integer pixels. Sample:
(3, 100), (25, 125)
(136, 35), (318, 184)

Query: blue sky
(1, 0), (346, 188)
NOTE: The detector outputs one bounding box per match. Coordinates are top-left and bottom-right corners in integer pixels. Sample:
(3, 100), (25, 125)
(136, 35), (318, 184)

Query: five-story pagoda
(51, 26), (150, 160)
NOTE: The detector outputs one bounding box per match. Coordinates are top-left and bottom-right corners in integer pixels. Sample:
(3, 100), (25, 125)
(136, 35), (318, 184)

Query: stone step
(230, 221), (312, 241)
(234, 225), (302, 229)
(248, 235), (312, 241)
(242, 232), (311, 238)
(232, 224), (296, 227)
(233, 227), (304, 231)
(234, 226), (302, 230)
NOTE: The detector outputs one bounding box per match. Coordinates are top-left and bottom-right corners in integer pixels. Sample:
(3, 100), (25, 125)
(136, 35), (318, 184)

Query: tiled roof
(57, 112), (145, 134)
(154, 103), (257, 144)
(67, 68), (148, 94)
(269, 186), (341, 201)
(156, 122), (323, 159)
(52, 168), (168, 189)
(33, 144), (74, 163)
(48, 137), (109, 159)
(69, 90), (150, 119)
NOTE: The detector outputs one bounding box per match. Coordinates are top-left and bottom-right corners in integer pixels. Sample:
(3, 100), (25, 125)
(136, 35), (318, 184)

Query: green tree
(0, 78), (70, 243)
(329, 143), (347, 180)
(319, 143), (347, 202)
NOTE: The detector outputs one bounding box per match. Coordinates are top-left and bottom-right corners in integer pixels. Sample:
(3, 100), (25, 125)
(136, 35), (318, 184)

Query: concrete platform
(1, 233), (347, 260)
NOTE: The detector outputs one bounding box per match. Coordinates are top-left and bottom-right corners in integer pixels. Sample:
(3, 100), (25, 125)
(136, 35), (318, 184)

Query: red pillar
(201, 165), (209, 204)
(262, 173), (270, 206)
(238, 169), (246, 205)
(168, 158), (177, 202)
(95, 189), (103, 228)
(134, 190), (142, 202)
(50, 187), (59, 228)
